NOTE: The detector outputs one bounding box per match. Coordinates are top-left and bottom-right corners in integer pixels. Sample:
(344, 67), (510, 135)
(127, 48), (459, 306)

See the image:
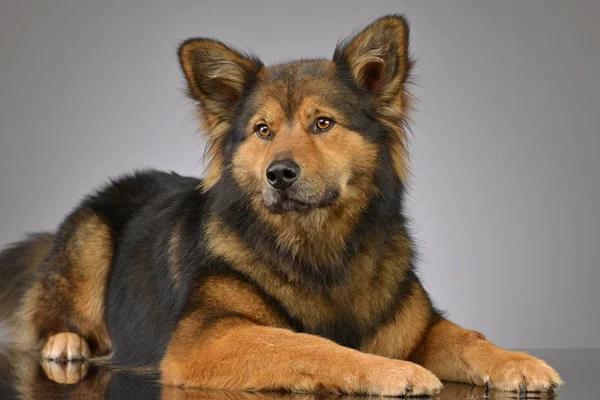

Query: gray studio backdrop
(1, 1), (598, 349)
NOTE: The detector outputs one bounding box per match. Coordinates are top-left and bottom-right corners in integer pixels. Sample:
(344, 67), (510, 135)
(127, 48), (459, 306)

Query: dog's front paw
(358, 358), (444, 397)
(41, 332), (91, 361)
(483, 351), (563, 393)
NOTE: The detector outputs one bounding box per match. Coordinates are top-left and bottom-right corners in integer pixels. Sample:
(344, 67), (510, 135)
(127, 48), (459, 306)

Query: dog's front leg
(410, 318), (563, 393)
(160, 317), (443, 396)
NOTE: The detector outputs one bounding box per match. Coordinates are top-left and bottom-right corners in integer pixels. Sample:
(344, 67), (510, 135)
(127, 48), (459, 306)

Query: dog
(0, 15), (562, 396)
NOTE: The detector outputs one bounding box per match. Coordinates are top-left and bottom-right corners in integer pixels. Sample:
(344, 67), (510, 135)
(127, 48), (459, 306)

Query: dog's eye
(314, 117), (334, 133)
(255, 124), (271, 138)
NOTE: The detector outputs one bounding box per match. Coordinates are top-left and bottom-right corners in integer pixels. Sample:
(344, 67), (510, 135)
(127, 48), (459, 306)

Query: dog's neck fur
(208, 151), (411, 292)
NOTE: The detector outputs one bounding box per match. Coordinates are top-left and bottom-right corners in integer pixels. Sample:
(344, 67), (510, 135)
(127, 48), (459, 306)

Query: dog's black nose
(266, 160), (300, 190)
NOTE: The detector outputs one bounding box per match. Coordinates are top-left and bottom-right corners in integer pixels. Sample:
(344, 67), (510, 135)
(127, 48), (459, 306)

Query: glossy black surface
(0, 346), (596, 399)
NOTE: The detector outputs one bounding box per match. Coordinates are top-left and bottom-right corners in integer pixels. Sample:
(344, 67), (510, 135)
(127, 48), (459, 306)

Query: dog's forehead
(250, 60), (351, 119)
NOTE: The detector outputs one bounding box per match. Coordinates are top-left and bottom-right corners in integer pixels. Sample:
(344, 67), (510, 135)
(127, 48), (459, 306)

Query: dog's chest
(203, 216), (409, 347)
(254, 257), (405, 349)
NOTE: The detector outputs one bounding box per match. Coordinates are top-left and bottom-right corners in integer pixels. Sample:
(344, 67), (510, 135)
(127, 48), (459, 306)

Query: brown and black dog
(0, 15), (561, 396)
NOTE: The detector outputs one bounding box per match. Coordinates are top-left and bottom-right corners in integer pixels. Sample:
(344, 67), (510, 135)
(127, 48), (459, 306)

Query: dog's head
(180, 15), (413, 219)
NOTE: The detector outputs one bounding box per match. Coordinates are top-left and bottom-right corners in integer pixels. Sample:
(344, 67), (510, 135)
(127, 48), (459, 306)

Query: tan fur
(204, 217), (415, 340)
(68, 213), (113, 353)
(196, 115), (231, 191)
(199, 276), (289, 328)
(168, 221), (184, 290)
(14, 281), (49, 350)
(361, 281), (432, 359)
(15, 211), (112, 356)
(410, 318), (563, 392)
(160, 280), (441, 395)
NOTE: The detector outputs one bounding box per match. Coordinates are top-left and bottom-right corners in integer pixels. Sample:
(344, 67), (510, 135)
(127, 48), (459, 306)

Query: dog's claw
(485, 380), (492, 395)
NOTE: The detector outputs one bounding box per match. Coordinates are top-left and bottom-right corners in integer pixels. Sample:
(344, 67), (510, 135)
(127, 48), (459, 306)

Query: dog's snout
(266, 160), (300, 190)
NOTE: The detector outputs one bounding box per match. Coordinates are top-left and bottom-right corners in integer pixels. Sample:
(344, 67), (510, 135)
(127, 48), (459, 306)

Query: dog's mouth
(264, 188), (340, 214)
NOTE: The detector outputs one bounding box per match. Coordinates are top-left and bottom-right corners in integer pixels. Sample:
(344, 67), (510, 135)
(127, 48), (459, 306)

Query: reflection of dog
(0, 15), (561, 396)
(0, 348), (547, 400)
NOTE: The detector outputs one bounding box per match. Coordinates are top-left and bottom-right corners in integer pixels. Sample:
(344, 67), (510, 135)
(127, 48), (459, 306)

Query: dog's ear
(179, 39), (262, 190)
(334, 15), (413, 181)
(334, 15), (411, 102)
(179, 38), (262, 122)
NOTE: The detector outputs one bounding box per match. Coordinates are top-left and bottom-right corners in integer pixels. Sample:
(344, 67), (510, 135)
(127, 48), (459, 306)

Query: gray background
(1, 1), (598, 349)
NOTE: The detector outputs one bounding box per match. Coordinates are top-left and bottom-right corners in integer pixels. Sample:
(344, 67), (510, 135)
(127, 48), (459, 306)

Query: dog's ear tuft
(178, 39), (263, 190)
(334, 15), (411, 101)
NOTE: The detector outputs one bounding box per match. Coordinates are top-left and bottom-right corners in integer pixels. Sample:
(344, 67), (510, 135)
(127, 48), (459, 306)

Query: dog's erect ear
(179, 39), (262, 190)
(334, 15), (411, 101)
(179, 38), (262, 122)
(334, 15), (413, 181)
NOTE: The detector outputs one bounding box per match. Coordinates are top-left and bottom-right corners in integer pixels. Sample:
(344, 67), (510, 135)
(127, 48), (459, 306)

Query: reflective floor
(0, 346), (596, 399)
